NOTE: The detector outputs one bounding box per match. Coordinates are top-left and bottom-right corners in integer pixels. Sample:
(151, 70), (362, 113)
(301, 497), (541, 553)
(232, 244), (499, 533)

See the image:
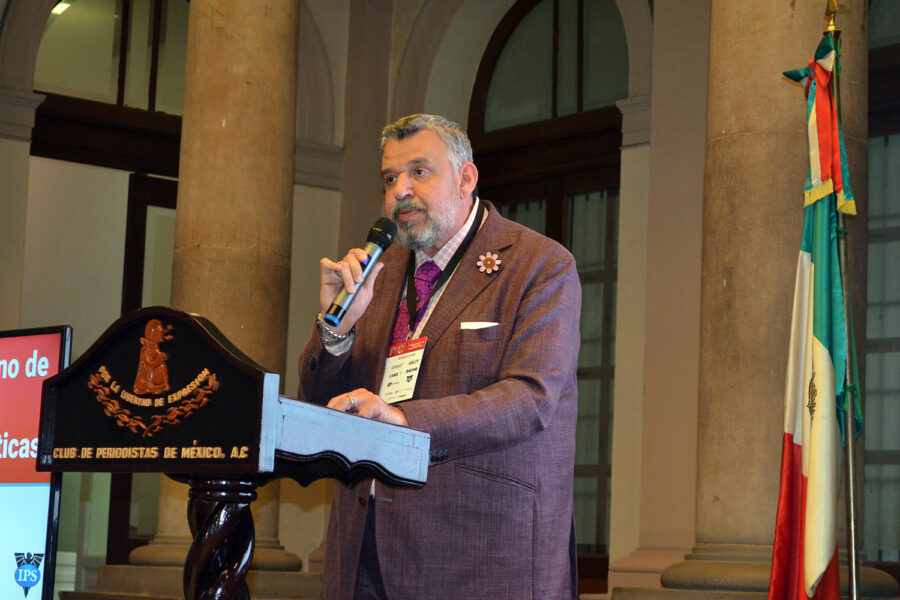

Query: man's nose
(393, 172), (414, 198)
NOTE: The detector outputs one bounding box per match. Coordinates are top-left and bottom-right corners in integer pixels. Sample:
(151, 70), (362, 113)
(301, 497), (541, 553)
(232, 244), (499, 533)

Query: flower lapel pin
(477, 252), (501, 274)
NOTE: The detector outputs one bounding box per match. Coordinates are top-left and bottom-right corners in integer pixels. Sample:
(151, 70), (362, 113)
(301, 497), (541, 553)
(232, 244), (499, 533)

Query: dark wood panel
(31, 93), (181, 177)
(869, 43), (900, 137)
(471, 105), (621, 151)
(474, 109), (622, 190)
(577, 553), (609, 594)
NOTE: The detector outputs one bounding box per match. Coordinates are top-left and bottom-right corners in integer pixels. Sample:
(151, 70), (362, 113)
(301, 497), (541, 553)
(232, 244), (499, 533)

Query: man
(298, 114), (580, 599)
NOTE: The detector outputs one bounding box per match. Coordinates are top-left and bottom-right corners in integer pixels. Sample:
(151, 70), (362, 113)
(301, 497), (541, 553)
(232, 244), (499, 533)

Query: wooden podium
(37, 307), (430, 600)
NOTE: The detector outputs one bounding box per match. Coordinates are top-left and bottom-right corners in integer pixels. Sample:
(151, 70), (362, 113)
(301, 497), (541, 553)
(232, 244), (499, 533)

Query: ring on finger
(348, 393), (357, 411)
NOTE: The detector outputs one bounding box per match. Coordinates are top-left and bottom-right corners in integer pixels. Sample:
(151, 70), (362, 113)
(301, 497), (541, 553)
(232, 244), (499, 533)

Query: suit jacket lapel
(420, 206), (515, 362)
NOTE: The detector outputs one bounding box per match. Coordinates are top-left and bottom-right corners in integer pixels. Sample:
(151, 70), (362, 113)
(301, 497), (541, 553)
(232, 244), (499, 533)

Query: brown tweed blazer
(298, 203), (581, 599)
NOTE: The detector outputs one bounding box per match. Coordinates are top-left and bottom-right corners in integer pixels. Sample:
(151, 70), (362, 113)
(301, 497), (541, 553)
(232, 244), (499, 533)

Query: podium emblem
(134, 319), (173, 395)
(86, 319), (220, 438)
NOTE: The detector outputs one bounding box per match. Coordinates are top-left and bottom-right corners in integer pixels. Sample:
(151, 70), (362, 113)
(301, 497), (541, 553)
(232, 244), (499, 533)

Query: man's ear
(458, 161), (478, 199)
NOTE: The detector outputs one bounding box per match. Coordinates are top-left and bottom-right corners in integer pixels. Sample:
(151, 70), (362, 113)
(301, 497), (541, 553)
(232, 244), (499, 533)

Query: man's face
(380, 129), (474, 255)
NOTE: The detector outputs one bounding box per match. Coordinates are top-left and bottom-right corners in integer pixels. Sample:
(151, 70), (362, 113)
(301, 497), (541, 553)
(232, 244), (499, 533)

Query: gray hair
(379, 114), (473, 172)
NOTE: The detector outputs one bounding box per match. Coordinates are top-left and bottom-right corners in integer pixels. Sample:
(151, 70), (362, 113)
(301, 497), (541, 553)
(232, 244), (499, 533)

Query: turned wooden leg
(184, 478), (258, 600)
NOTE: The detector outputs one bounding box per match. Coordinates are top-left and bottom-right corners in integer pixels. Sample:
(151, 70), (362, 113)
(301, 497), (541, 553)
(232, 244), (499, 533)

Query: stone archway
(389, 0), (467, 120)
(296, 0), (335, 145)
(0, 0), (56, 139)
(293, 1), (342, 189)
(0, 0), (57, 89)
(391, 0), (513, 125)
(407, 0), (652, 131)
(614, 0), (652, 98)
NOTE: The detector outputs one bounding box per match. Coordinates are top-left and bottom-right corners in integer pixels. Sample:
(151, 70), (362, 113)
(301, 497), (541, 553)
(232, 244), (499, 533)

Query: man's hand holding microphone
(317, 218), (409, 426)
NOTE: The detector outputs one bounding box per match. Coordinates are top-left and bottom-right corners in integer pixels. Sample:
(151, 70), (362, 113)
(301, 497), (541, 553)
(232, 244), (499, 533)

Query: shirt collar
(415, 197), (482, 271)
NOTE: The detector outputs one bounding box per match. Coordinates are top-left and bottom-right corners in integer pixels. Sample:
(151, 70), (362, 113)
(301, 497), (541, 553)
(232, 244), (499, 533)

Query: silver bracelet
(315, 313), (353, 345)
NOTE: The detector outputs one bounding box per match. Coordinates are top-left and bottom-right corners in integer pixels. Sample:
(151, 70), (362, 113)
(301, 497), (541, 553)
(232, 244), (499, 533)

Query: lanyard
(404, 200), (486, 333)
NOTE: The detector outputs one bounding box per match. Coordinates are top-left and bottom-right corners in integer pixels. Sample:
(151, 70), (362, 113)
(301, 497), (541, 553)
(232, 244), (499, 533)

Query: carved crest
(87, 319), (219, 437)
(133, 319), (173, 395)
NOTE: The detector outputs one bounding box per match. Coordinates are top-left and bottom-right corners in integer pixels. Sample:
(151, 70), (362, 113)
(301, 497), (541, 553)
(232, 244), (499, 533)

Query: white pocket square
(460, 321), (499, 330)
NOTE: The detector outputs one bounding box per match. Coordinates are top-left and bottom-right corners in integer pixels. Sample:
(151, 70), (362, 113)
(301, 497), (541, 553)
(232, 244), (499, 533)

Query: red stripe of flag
(768, 432), (841, 600)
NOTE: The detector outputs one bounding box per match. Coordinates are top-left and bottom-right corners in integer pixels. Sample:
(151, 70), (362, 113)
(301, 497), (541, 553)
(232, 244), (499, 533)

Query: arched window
(35, 0), (188, 113)
(480, 0), (627, 130)
(31, 0), (186, 177)
(864, 0), (900, 568)
(469, 0), (629, 576)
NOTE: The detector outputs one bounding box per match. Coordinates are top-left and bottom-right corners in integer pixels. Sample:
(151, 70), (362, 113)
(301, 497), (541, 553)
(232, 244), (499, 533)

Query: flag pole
(824, 2), (861, 599)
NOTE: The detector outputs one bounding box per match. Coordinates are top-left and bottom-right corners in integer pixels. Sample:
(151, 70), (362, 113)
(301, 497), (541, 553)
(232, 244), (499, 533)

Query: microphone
(323, 217), (398, 327)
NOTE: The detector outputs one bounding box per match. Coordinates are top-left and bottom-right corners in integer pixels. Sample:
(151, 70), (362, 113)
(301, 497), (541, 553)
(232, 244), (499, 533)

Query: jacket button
(358, 496), (367, 506)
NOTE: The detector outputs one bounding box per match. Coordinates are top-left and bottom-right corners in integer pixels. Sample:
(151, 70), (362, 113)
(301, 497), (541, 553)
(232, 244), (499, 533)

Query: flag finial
(824, 0), (839, 34)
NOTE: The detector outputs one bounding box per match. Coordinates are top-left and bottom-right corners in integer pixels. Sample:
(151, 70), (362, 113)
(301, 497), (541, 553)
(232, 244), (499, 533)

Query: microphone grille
(368, 217), (398, 249)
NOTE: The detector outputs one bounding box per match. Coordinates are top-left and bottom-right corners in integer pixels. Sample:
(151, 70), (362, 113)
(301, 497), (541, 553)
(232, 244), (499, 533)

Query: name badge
(379, 337), (427, 404)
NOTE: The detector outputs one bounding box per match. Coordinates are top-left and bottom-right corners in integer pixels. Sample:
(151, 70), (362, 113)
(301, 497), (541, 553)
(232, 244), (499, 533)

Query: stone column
(337, 0), (392, 253)
(637, 1), (880, 597)
(607, 92), (651, 565)
(129, 0), (301, 573)
(0, 87), (43, 329)
(604, 0), (710, 594)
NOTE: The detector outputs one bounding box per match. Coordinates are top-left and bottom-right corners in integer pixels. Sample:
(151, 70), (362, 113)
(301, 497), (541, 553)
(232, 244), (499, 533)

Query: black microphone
(323, 217), (398, 327)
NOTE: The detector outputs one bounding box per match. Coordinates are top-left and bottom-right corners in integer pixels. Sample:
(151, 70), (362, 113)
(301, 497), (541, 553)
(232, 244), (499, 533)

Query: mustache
(391, 199), (427, 221)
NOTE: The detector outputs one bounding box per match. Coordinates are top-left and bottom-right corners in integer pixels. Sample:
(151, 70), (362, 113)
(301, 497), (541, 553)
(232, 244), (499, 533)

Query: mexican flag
(767, 33), (861, 600)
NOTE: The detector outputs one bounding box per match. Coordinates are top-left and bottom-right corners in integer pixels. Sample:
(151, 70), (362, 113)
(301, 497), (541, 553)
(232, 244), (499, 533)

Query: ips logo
(13, 553), (43, 597)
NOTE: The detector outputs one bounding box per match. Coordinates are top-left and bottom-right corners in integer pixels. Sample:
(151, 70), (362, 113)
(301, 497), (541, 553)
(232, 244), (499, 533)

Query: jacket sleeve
(296, 326), (355, 405)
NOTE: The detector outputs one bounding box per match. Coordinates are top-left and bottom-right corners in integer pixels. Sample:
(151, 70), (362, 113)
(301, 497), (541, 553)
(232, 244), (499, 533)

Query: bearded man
(299, 113), (581, 600)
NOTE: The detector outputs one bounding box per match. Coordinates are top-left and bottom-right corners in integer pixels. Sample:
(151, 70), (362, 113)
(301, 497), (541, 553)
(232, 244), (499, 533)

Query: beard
(391, 197), (457, 252)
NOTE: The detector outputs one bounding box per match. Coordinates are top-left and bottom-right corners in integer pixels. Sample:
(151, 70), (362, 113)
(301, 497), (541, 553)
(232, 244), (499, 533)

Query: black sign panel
(37, 307), (273, 474)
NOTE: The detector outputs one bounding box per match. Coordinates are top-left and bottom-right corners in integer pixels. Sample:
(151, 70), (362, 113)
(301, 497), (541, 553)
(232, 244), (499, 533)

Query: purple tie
(390, 261), (442, 345)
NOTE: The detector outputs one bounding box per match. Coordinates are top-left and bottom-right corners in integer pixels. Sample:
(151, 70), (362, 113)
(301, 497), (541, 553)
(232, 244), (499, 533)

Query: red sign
(0, 333), (63, 484)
